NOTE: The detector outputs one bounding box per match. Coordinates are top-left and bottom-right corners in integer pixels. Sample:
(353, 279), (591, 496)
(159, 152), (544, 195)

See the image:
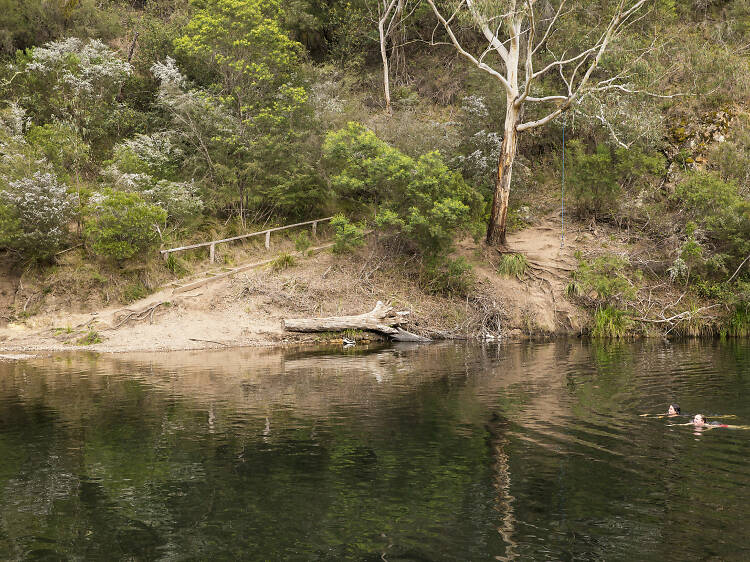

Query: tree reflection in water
(0, 340), (748, 560)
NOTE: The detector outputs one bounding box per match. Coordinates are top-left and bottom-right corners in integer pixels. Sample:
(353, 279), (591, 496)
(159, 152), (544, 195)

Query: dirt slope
(0, 217), (597, 353)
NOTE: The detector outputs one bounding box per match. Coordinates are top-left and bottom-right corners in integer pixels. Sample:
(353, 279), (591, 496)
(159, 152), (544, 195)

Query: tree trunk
(283, 301), (407, 334)
(486, 102), (521, 246)
(390, 0), (407, 85)
(379, 13), (392, 114)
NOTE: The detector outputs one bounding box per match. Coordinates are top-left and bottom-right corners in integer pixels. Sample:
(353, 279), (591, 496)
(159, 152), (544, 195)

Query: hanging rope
(561, 121), (565, 248)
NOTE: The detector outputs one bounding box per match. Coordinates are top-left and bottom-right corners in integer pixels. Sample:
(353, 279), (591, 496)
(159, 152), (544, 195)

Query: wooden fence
(160, 216), (334, 263)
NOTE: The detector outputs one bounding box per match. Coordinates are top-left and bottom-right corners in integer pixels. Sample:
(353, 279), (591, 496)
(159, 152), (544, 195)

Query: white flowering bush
(22, 38), (132, 139)
(104, 167), (203, 225)
(108, 131), (203, 224)
(0, 172), (77, 260)
(111, 131), (183, 177)
(0, 104), (30, 138)
(151, 56), (186, 91)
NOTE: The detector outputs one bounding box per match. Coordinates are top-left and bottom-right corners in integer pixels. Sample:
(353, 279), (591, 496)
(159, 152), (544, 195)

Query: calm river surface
(0, 340), (748, 561)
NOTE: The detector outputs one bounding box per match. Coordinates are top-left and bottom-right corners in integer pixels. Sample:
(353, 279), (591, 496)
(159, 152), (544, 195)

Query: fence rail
(161, 216), (334, 263)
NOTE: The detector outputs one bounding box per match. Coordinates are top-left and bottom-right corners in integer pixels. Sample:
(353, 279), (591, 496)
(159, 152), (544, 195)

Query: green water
(0, 341), (748, 560)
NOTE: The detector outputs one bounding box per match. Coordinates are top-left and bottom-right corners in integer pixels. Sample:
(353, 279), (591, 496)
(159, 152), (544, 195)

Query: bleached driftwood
(282, 301), (430, 341)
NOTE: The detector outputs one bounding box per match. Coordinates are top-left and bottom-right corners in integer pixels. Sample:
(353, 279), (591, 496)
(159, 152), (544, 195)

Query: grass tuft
(270, 252), (297, 272)
(497, 253), (528, 280)
(591, 306), (632, 338)
(76, 330), (102, 346)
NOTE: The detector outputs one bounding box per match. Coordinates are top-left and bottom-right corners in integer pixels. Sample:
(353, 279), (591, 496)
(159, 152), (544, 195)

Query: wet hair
(669, 403), (681, 414)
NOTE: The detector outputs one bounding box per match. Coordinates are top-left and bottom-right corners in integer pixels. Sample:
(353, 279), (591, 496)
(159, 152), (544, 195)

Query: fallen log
(282, 301), (430, 342)
(391, 328), (431, 342)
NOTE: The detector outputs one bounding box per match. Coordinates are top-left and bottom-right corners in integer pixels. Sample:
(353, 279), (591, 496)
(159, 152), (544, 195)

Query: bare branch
(727, 253), (750, 284)
(465, 0), (510, 63)
(531, 0), (568, 56)
(518, 0), (648, 131)
(519, 0), (535, 106)
(426, 0), (513, 93)
(589, 83), (687, 99)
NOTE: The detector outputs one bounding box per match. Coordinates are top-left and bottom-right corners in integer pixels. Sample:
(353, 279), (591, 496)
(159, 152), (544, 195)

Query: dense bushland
(0, 0), (748, 335)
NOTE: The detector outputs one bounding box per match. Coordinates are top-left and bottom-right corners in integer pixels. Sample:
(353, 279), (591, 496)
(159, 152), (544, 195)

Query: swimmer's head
(693, 414), (706, 426)
(668, 404), (680, 415)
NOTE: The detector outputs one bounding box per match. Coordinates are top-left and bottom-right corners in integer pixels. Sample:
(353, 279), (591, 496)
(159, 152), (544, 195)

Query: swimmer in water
(692, 413), (707, 427)
(667, 404), (681, 416)
(693, 414), (732, 428)
(666, 413), (747, 430)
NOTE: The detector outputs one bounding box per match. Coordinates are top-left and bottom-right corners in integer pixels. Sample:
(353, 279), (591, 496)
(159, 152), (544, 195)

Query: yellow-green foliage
(324, 122), (482, 257)
(174, 0), (303, 102)
(330, 214), (365, 254)
(722, 305), (750, 337)
(76, 330), (102, 345)
(497, 253), (528, 280)
(569, 254), (638, 304)
(270, 252), (296, 271)
(591, 306), (632, 339)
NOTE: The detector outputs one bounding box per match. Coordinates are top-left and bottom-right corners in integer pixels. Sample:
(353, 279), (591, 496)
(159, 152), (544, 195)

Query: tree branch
(727, 253), (750, 284)
(466, 0), (511, 63)
(426, 0), (513, 93)
(518, 0), (648, 132)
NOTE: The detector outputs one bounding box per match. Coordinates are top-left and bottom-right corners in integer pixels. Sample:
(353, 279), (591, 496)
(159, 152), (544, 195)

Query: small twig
(23, 293), (36, 312)
(55, 244), (83, 256)
(188, 338), (229, 346)
(635, 304), (722, 324)
(726, 253), (750, 284)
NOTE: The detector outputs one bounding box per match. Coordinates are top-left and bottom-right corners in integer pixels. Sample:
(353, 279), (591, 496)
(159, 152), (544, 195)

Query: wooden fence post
(265, 230), (270, 250)
(209, 243), (215, 263)
(312, 221), (317, 237)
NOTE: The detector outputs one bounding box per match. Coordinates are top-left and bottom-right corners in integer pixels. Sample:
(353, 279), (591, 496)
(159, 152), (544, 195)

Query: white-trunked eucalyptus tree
(426, 0), (649, 245)
(378, 0), (415, 114)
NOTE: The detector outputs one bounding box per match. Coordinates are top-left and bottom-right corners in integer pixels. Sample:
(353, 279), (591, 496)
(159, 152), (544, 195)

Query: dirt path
(457, 214), (588, 335)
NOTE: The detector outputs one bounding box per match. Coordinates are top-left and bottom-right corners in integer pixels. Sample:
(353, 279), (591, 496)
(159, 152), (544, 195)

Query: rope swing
(561, 120), (565, 248)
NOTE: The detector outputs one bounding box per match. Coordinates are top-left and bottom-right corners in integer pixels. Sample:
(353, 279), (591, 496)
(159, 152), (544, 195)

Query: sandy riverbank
(0, 217), (594, 354)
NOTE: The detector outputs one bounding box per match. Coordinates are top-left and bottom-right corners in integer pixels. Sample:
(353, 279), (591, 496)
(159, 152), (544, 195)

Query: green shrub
(76, 330), (102, 345)
(85, 190), (166, 261)
(591, 306), (632, 338)
(568, 140), (662, 218)
(330, 214), (365, 254)
(672, 172), (750, 269)
(324, 123), (482, 257)
(722, 304), (750, 337)
(26, 123), (89, 178)
(270, 252), (297, 271)
(294, 230), (311, 252)
(497, 253), (528, 279)
(165, 253), (189, 276)
(569, 254), (637, 303)
(421, 256), (475, 296)
(122, 282), (148, 304)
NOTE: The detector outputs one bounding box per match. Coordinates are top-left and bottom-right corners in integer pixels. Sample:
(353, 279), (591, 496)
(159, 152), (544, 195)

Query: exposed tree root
(111, 301), (168, 330)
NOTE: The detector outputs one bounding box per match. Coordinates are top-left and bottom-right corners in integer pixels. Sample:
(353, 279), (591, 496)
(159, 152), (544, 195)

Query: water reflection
(0, 340), (748, 560)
